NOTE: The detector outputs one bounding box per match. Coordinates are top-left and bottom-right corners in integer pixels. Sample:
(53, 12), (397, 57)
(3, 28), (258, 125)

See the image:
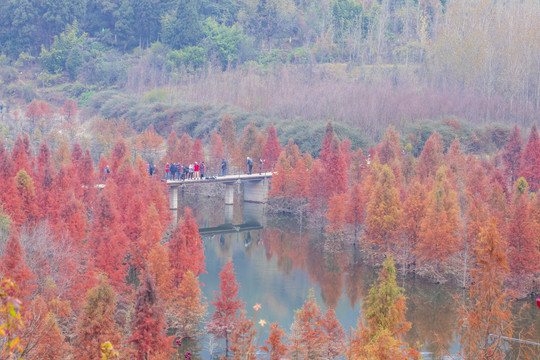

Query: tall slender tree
(503, 125), (523, 183)
(352, 257), (418, 359)
(261, 125), (282, 170)
(168, 208), (205, 284)
(74, 277), (121, 360)
(207, 259), (244, 357)
(460, 219), (513, 359)
(130, 273), (172, 360)
(520, 122), (540, 192)
(365, 164), (401, 252)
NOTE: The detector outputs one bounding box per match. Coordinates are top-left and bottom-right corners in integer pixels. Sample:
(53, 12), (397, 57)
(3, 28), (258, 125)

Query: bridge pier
(169, 186), (179, 210)
(224, 183), (234, 205)
(224, 204), (234, 224)
(243, 178), (269, 203)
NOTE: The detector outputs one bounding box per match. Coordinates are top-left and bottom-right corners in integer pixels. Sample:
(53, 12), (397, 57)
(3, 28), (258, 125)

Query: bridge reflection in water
(172, 195), (267, 247)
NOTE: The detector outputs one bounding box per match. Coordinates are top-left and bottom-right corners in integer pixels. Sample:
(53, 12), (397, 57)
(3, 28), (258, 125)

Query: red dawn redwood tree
(1, 229), (36, 298)
(178, 133), (193, 165)
(320, 308), (346, 359)
(220, 114), (237, 162)
(132, 204), (163, 270)
(460, 219), (513, 359)
(0, 142), (23, 224)
(416, 132), (444, 181)
(261, 125), (282, 170)
(169, 208), (205, 284)
(171, 270), (207, 341)
(147, 242), (174, 304)
(74, 277), (121, 360)
(319, 121), (347, 198)
(377, 125), (402, 166)
(260, 322), (288, 360)
(210, 131), (225, 171)
(503, 125), (523, 183)
(288, 290), (325, 359)
(11, 134), (32, 175)
(89, 186), (129, 288)
(165, 130), (182, 163)
(507, 178), (539, 279)
(365, 164), (401, 252)
(130, 273), (172, 360)
(207, 259), (244, 358)
(346, 183), (367, 238)
(191, 139), (205, 163)
(59, 98), (77, 122)
(340, 138), (352, 170)
(15, 170), (39, 224)
(417, 167), (461, 276)
(520, 122), (540, 192)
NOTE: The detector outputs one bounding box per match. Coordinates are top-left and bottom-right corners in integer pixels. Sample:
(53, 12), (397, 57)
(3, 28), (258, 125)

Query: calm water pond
(175, 191), (540, 359)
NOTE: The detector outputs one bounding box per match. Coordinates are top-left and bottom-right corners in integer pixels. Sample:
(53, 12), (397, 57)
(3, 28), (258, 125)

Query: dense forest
(1, 0), (540, 359)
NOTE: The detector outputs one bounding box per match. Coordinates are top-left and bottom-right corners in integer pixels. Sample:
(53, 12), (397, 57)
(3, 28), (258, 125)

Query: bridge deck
(166, 172), (273, 186)
(199, 223), (263, 236)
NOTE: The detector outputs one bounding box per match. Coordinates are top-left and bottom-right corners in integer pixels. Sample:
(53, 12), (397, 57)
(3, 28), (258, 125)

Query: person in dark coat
(246, 157), (253, 174)
(170, 162), (177, 180)
(221, 159), (227, 176)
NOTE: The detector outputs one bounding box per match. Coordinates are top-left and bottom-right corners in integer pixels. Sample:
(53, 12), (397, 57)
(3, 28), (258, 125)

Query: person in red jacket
(194, 162), (200, 179)
(165, 162), (170, 180)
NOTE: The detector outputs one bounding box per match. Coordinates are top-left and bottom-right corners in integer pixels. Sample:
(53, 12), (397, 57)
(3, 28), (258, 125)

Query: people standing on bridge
(200, 161), (205, 179)
(165, 162), (170, 180)
(183, 165), (188, 180)
(258, 158), (264, 174)
(247, 157), (253, 174)
(170, 162), (177, 181)
(221, 159), (227, 176)
(194, 162), (200, 179)
(189, 163), (194, 179)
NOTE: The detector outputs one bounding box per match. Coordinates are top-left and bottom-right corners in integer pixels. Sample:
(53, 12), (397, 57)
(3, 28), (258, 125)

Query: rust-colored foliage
(178, 133), (193, 165)
(507, 178), (540, 277)
(326, 193), (347, 232)
(132, 204), (163, 270)
(209, 131), (224, 171)
(503, 125), (523, 183)
(207, 259), (244, 357)
(147, 243), (174, 303)
(288, 290), (325, 359)
(168, 208), (205, 284)
(417, 167), (461, 268)
(74, 277), (121, 360)
(260, 322), (288, 360)
(164, 130), (182, 163)
(130, 273), (172, 360)
(365, 164), (401, 252)
(25, 99), (51, 123)
(191, 139), (204, 162)
(220, 114), (237, 161)
(1, 230), (35, 298)
(171, 270), (207, 340)
(59, 99), (78, 121)
(319, 121), (347, 198)
(416, 131), (444, 181)
(261, 125), (282, 170)
(520, 122), (540, 192)
(89, 186), (128, 288)
(460, 219), (512, 360)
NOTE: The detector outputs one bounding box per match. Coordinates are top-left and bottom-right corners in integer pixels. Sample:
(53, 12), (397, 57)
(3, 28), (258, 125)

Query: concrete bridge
(167, 172), (273, 210)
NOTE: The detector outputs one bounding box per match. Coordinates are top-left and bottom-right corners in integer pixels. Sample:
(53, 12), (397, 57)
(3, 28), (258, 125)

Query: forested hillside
(1, 0), (540, 141)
